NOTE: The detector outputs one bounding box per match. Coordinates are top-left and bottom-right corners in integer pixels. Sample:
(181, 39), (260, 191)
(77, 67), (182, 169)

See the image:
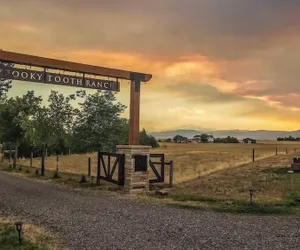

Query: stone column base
(116, 145), (151, 194)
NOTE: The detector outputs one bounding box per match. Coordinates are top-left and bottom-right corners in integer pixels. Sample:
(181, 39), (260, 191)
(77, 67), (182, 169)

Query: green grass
(153, 193), (300, 215)
(0, 223), (48, 250)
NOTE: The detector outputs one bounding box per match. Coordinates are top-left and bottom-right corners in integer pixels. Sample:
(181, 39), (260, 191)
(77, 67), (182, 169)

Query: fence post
(41, 144), (45, 176)
(108, 155), (111, 178)
(13, 143), (18, 169)
(9, 142), (12, 163)
(96, 151), (101, 185)
(118, 154), (125, 185)
(88, 157), (91, 177)
(252, 149), (255, 162)
(56, 154), (59, 173)
(161, 154), (165, 182)
(169, 160), (174, 187)
(30, 152), (33, 168)
(1, 146), (4, 163)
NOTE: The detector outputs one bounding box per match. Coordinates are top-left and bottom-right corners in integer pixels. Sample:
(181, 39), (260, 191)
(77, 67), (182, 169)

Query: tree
(173, 135), (187, 143)
(0, 62), (13, 103)
(214, 136), (239, 143)
(200, 133), (209, 143)
(22, 106), (58, 176)
(47, 91), (76, 153)
(0, 91), (42, 167)
(193, 135), (201, 142)
(149, 135), (159, 148)
(139, 128), (159, 148)
(277, 136), (300, 141)
(0, 62), (13, 141)
(72, 91), (128, 152)
(140, 128), (150, 145)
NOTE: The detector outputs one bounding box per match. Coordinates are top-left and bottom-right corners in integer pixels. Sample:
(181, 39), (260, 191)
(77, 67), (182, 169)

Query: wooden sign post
(129, 80), (140, 145)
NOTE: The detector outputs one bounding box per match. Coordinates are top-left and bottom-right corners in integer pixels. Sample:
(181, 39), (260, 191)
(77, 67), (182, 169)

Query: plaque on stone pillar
(134, 155), (148, 172)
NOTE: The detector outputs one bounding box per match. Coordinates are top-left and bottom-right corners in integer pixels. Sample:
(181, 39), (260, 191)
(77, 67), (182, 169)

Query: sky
(1, 0), (300, 132)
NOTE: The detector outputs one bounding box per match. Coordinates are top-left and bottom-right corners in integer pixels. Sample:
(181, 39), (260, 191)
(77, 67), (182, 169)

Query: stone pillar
(116, 145), (151, 194)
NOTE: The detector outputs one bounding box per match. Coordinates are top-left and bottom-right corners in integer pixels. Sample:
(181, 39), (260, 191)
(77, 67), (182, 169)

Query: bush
(140, 129), (159, 148)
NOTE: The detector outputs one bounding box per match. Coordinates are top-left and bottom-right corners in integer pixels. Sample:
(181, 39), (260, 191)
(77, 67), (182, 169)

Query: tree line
(277, 136), (300, 141)
(0, 63), (159, 163)
(170, 134), (239, 143)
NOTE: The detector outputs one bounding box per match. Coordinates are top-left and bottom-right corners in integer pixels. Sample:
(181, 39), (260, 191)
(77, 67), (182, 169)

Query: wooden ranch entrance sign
(0, 50), (152, 145)
(0, 65), (120, 91)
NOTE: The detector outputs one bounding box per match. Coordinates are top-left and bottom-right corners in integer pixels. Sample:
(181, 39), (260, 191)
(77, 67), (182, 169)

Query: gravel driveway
(1, 171), (300, 250)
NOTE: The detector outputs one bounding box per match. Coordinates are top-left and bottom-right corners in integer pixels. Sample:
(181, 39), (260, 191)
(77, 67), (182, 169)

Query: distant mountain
(150, 130), (202, 139)
(150, 129), (300, 141)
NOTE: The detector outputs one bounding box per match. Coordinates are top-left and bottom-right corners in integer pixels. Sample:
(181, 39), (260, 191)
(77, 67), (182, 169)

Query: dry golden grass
(14, 141), (300, 185)
(19, 153), (97, 176)
(0, 216), (62, 250)
(173, 153), (298, 202)
(152, 142), (300, 183)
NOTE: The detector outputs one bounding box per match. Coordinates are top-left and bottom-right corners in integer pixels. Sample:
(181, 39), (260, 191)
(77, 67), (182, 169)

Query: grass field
(154, 141), (300, 183)
(150, 151), (300, 215)
(173, 153), (298, 201)
(13, 141), (300, 185)
(3, 141), (300, 215)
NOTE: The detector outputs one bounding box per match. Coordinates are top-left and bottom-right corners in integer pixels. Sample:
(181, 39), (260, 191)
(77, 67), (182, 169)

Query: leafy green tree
(72, 91), (127, 152)
(0, 91), (42, 167)
(140, 128), (149, 145)
(214, 136), (239, 143)
(193, 135), (201, 141)
(21, 91), (77, 175)
(0, 62), (13, 142)
(23, 107), (55, 147)
(277, 136), (300, 141)
(149, 135), (159, 148)
(47, 91), (76, 153)
(139, 128), (159, 148)
(173, 135), (187, 143)
(0, 62), (13, 103)
(22, 106), (55, 175)
(200, 133), (209, 143)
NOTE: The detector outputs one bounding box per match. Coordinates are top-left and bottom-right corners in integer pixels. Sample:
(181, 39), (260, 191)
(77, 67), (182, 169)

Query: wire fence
(1, 144), (299, 185)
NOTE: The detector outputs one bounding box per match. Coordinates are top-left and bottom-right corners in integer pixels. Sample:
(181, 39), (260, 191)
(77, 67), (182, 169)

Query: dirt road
(1, 171), (300, 250)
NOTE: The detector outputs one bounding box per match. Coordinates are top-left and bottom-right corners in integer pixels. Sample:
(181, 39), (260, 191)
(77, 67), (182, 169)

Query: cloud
(232, 80), (273, 96)
(267, 94), (300, 109)
(1, 0), (300, 59)
(2, 0), (300, 131)
(168, 107), (205, 116)
(161, 78), (300, 128)
(166, 81), (243, 104)
(219, 39), (300, 100)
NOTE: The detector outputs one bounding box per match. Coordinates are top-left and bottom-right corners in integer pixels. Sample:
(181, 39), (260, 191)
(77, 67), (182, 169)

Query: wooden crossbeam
(100, 155), (108, 177)
(0, 50), (152, 82)
(110, 158), (119, 178)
